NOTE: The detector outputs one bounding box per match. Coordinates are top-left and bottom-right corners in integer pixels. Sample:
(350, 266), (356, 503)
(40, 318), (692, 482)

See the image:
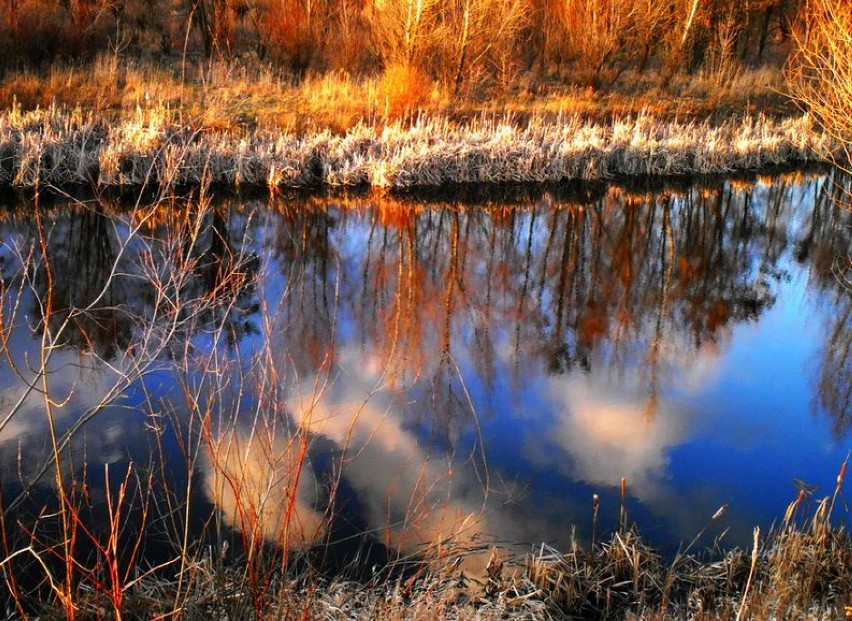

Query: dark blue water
(0, 172), (849, 578)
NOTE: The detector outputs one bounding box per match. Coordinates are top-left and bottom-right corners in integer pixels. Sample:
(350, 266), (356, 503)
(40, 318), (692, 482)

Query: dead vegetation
(787, 0), (852, 165)
(27, 468), (852, 620)
(0, 104), (839, 191)
(0, 0), (818, 136)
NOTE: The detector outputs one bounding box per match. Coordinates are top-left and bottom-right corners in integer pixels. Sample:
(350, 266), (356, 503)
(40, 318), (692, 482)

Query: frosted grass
(0, 106), (839, 190)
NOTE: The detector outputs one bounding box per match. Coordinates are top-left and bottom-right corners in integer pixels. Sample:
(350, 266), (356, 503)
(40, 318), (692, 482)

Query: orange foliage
(260, 1), (310, 67)
(379, 63), (433, 118)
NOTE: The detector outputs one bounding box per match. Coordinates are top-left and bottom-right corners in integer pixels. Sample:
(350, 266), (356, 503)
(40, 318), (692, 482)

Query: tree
(549, 0), (639, 88)
(439, 0), (528, 93)
(256, 0), (332, 73)
(788, 0), (852, 164)
(367, 0), (441, 68)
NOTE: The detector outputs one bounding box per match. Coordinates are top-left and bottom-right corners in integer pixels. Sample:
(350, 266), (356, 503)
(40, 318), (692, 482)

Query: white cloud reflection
(528, 336), (727, 504)
(287, 346), (504, 572)
(537, 374), (686, 500)
(202, 427), (327, 550)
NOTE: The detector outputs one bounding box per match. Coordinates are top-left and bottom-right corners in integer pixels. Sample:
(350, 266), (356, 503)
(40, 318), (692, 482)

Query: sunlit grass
(0, 56), (799, 128)
(0, 103), (839, 190)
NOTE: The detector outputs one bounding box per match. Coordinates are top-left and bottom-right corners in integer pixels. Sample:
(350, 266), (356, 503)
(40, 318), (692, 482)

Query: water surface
(0, 172), (850, 573)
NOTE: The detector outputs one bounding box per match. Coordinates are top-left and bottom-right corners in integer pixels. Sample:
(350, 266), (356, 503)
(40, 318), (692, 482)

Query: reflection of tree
(30, 206), (131, 359)
(797, 171), (852, 286)
(187, 203), (261, 347)
(801, 170), (852, 435)
(20, 199), (263, 360)
(817, 294), (852, 435)
(267, 201), (338, 375)
(247, 174), (849, 439)
(9, 172), (849, 439)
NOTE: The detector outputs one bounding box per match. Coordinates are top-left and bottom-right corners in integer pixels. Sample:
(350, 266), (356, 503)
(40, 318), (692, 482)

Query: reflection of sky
(502, 249), (852, 543)
(665, 256), (842, 542)
(0, 287), (175, 487)
(271, 184), (851, 554)
(469, 247), (847, 552)
(1, 176), (850, 565)
(247, 200), (845, 556)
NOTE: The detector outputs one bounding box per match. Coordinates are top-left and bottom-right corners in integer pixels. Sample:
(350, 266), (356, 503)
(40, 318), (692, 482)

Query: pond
(0, 171), (850, 583)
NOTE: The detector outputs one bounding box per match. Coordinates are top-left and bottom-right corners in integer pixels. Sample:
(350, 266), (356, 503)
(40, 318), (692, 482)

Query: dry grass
(0, 55), (800, 129)
(28, 484), (851, 620)
(0, 103), (839, 191)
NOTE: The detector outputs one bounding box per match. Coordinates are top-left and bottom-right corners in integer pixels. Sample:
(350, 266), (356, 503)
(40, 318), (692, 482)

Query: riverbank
(33, 502), (851, 620)
(0, 104), (839, 191)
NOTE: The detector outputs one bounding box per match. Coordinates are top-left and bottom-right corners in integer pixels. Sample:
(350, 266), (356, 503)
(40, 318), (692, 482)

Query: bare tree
(367, 0), (442, 67)
(550, 0), (638, 88)
(787, 0), (852, 165)
(442, 0), (528, 93)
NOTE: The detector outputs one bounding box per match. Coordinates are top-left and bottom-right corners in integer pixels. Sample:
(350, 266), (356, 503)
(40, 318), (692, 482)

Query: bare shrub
(367, 0), (442, 70)
(548, 0), (639, 88)
(0, 0), (113, 69)
(255, 0), (325, 74)
(379, 63), (434, 118)
(436, 0), (529, 94)
(702, 11), (743, 88)
(787, 0), (852, 165)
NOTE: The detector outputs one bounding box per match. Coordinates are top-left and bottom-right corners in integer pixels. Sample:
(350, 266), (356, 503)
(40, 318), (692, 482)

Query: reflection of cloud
(675, 341), (725, 395)
(0, 354), (117, 445)
(536, 374), (689, 500)
(202, 429), (326, 550)
(289, 347), (496, 572)
(0, 288), (138, 477)
(282, 344), (717, 570)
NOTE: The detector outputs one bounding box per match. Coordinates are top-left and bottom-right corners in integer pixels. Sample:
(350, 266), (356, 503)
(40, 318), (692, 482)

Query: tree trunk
(453, 1), (471, 94)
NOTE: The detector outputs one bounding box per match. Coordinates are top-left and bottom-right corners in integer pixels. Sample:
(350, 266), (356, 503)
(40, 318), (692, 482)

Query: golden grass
(0, 102), (839, 191)
(0, 56), (801, 132)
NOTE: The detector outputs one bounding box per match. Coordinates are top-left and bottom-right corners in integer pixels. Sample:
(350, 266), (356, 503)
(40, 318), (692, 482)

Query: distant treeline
(0, 0), (802, 89)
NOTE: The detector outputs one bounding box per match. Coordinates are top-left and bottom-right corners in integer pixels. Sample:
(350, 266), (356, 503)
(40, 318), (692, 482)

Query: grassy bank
(30, 479), (852, 620)
(1, 50), (841, 192)
(4, 0), (849, 189)
(0, 103), (839, 191)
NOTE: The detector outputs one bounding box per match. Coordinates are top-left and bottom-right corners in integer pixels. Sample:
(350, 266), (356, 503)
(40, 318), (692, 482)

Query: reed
(523, 458), (852, 621)
(0, 105), (841, 191)
(20, 479), (848, 620)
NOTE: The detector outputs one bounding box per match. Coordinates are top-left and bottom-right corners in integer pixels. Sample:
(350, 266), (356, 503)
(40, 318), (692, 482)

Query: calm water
(0, 172), (850, 573)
